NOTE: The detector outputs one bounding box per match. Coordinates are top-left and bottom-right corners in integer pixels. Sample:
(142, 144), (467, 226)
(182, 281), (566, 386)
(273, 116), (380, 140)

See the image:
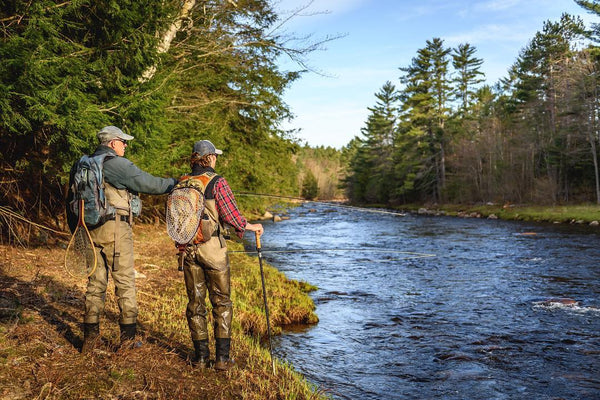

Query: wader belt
(107, 215), (130, 223)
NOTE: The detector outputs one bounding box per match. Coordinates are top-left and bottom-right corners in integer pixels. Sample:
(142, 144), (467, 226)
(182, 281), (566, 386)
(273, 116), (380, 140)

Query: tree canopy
(344, 9), (600, 206)
(0, 0), (320, 229)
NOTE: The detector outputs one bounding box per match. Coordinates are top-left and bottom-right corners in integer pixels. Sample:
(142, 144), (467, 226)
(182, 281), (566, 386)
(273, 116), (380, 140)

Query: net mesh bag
(166, 187), (204, 244)
(65, 228), (97, 278)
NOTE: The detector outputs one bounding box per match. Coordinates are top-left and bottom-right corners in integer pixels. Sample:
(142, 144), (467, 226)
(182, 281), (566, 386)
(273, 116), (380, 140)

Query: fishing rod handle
(255, 231), (261, 249)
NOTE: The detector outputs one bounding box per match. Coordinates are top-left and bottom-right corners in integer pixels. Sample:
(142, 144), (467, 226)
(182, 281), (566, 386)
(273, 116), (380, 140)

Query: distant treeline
(0, 0), (337, 232)
(297, 146), (346, 200)
(344, 4), (600, 206)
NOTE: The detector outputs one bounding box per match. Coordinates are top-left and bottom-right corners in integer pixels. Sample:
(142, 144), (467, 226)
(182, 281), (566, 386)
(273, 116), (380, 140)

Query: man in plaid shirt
(181, 140), (263, 372)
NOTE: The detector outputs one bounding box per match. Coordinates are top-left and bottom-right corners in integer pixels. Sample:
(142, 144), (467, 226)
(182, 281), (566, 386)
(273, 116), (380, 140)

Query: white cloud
(444, 23), (534, 46)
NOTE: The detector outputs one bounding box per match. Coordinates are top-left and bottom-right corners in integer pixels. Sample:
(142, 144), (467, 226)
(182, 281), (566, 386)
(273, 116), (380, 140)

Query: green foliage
(301, 170), (318, 200)
(296, 145), (345, 200)
(345, 9), (600, 207)
(0, 0), (308, 226)
(0, 0), (176, 222)
(451, 43), (485, 114)
(344, 82), (398, 203)
(150, 0), (302, 203)
(398, 38), (452, 202)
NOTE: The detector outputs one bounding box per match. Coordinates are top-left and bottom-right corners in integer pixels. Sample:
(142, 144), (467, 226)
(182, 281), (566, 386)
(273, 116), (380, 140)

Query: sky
(273, 0), (597, 149)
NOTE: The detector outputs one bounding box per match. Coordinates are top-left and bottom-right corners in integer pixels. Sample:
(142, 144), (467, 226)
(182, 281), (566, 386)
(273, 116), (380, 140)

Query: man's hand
(245, 222), (264, 236)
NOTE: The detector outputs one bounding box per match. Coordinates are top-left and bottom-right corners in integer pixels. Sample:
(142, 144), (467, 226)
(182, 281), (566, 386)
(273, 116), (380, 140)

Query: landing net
(64, 227), (97, 278)
(166, 187), (204, 244)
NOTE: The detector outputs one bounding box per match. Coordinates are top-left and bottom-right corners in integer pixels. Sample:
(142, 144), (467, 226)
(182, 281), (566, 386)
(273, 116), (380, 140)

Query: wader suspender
(114, 215), (120, 261)
(113, 204), (131, 265)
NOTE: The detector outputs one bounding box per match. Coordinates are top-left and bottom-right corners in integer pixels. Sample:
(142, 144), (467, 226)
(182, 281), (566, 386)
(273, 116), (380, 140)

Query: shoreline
(389, 203), (600, 226)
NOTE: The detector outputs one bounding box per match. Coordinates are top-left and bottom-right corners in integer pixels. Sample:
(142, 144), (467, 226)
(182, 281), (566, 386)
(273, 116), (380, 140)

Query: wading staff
(255, 231), (275, 374)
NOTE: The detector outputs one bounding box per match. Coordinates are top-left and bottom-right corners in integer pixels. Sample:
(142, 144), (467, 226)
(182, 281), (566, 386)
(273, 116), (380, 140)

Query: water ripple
(260, 203), (600, 399)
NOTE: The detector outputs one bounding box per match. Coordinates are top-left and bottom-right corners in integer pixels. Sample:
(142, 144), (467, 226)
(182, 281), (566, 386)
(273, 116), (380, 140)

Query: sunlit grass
(135, 227), (324, 399)
(0, 225), (329, 400)
(399, 203), (600, 224)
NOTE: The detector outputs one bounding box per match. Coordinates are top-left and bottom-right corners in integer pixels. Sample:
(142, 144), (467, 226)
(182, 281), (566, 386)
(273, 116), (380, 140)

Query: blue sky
(274, 0), (596, 148)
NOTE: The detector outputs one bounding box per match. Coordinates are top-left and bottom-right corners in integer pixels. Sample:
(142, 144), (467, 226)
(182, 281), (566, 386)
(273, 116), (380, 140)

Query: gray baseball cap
(193, 140), (223, 156)
(97, 126), (134, 142)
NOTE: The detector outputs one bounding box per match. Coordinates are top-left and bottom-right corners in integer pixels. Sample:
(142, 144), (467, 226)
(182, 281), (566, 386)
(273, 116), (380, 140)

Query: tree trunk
(140, 0), (197, 82)
(590, 97), (600, 204)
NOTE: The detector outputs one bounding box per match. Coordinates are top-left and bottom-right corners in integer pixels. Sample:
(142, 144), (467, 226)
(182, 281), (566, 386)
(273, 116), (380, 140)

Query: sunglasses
(113, 138), (127, 145)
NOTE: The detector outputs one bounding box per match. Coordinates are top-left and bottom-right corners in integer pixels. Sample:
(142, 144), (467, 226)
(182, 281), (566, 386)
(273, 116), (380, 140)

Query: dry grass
(0, 224), (327, 400)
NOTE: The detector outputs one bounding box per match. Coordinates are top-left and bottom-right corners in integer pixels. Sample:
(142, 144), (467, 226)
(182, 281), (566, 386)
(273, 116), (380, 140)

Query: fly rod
(229, 248), (436, 259)
(234, 192), (406, 217)
(255, 231), (275, 374)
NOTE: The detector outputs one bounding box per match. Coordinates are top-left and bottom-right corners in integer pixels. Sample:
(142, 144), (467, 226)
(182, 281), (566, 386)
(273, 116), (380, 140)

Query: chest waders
(83, 182), (138, 350)
(178, 173), (234, 370)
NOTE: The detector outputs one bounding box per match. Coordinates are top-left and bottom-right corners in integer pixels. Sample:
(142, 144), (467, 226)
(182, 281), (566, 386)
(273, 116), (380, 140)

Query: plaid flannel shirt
(213, 177), (247, 238)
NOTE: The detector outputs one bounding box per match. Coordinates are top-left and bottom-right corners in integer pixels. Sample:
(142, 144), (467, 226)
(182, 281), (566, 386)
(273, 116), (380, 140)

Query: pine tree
(503, 14), (586, 202)
(301, 170), (319, 200)
(0, 0), (324, 228)
(344, 82), (398, 203)
(451, 43), (485, 115)
(0, 0), (175, 222)
(398, 38), (452, 201)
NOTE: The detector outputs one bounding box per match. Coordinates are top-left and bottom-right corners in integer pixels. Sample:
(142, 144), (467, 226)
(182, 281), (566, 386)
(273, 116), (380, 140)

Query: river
(253, 202), (600, 400)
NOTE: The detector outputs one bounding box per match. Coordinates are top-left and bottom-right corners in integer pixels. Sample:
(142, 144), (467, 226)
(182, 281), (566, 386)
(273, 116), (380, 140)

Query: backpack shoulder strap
(203, 173), (221, 200)
(176, 172), (220, 195)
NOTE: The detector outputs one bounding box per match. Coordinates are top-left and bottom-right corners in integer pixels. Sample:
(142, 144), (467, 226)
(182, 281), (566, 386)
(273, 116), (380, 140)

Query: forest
(0, 0), (336, 240)
(344, 1), (600, 207)
(5, 1), (600, 242)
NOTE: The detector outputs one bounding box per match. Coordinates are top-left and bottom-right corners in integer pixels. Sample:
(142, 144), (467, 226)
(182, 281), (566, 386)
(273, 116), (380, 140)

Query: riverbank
(0, 224), (326, 399)
(396, 203), (600, 226)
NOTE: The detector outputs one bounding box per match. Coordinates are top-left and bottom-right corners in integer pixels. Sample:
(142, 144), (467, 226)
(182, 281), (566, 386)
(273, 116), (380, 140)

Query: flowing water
(252, 203), (600, 400)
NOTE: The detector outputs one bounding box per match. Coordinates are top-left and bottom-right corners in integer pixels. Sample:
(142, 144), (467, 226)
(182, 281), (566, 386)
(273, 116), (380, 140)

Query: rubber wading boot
(81, 322), (100, 354)
(119, 323), (142, 350)
(214, 338), (235, 371)
(192, 339), (210, 369)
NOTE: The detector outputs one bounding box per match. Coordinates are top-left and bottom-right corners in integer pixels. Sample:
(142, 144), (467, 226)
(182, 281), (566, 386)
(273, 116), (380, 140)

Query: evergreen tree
(451, 43), (485, 115)
(0, 0), (175, 222)
(503, 14), (586, 202)
(398, 38), (452, 201)
(345, 82), (398, 203)
(341, 137), (367, 202)
(0, 0), (323, 228)
(301, 169), (319, 200)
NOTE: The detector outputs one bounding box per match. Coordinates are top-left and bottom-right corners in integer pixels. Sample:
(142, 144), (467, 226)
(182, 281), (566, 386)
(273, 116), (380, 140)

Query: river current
(252, 202), (600, 400)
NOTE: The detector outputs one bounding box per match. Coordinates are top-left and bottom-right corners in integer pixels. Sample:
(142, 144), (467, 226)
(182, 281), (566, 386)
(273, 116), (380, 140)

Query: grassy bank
(0, 224), (326, 400)
(397, 203), (600, 225)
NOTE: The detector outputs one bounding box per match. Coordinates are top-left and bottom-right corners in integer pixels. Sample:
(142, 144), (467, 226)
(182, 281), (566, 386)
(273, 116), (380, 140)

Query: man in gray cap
(179, 139), (263, 371)
(67, 125), (177, 352)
